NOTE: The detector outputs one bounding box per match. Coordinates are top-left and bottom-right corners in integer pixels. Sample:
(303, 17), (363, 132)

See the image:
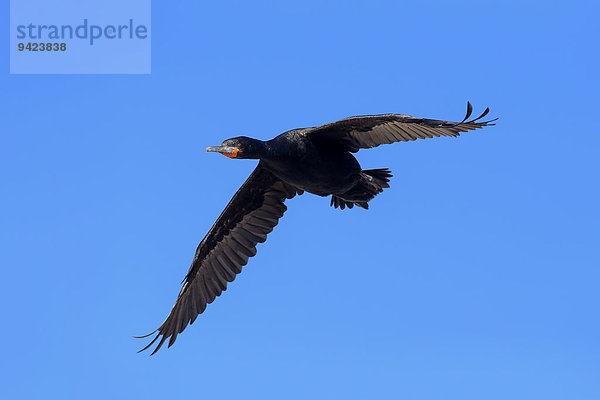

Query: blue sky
(2, 1), (599, 399)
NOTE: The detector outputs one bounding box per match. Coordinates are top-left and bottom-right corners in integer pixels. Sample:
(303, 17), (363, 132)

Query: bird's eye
(230, 142), (237, 147)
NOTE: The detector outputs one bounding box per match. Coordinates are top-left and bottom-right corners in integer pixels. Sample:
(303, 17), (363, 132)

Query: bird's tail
(330, 168), (392, 210)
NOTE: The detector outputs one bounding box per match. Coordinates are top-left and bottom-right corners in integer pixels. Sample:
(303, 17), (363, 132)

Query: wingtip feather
(150, 334), (170, 355)
(137, 331), (161, 354)
(465, 101), (473, 121)
(133, 329), (158, 339)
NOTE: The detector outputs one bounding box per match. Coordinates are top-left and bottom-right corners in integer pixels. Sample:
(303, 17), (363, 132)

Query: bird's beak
(206, 145), (239, 158)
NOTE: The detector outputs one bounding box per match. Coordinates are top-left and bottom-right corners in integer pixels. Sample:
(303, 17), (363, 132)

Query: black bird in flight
(137, 102), (497, 354)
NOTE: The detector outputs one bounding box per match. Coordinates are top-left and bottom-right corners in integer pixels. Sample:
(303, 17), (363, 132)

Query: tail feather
(362, 168), (392, 189)
(331, 168), (392, 210)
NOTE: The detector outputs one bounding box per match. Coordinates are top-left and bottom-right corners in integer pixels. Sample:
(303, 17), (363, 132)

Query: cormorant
(138, 102), (496, 354)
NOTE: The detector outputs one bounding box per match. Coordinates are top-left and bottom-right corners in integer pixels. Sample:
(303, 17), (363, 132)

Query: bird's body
(138, 103), (497, 354)
(259, 129), (361, 196)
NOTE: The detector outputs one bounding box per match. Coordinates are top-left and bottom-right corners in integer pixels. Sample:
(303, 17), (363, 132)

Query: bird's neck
(246, 138), (274, 159)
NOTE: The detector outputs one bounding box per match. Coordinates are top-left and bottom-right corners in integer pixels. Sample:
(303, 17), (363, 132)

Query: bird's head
(206, 136), (265, 159)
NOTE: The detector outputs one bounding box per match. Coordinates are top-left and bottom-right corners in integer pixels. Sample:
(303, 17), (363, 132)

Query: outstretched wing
(138, 164), (302, 354)
(307, 102), (497, 152)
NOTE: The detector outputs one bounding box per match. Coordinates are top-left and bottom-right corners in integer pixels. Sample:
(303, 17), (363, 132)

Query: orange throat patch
(221, 147), (239, 158)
